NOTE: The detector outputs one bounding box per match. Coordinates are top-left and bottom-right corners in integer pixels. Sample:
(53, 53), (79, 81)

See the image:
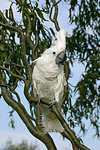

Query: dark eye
(53, 51), (56, 55)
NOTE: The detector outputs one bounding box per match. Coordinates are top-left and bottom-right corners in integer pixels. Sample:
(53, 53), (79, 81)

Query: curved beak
(55, 51), (66, 64)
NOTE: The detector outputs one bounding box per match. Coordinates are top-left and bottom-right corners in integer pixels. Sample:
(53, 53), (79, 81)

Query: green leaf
(9, 7), (14, 21)
(9, 118), (15, 129)
(35, 7), (48, 21)
(9, 109), (14, 117)
(0, 44), (4, 51)
(4, 53), (8, 64)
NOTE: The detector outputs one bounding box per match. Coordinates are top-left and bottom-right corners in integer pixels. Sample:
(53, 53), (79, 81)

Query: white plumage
(32, 29), (67, 132)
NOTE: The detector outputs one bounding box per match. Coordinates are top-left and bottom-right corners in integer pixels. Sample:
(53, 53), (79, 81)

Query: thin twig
(28, 114), (36, 122)
(0, 65), (26, 82)
(50, 0), (62, 21)
(0, 83), (21, 103)
(9, 62), (27, 68)
(49, 0), (62, 31)
(0, 10), (7, 23)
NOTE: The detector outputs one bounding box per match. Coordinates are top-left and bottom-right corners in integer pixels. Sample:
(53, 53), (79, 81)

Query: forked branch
(49, 0), (62, 31)
(0, 79), (57, 150)
(40, 99), (91, 150)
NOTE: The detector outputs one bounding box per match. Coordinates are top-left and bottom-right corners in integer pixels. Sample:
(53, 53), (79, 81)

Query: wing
(54, 71), (65, 102)
(33, 79), (37, 97)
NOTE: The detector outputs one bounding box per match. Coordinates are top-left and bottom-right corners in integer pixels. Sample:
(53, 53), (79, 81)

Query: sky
(0, 0), (100, 150)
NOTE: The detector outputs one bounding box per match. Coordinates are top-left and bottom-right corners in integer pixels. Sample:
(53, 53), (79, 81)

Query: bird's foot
(35, 98), (41, 105)
(49, 101), (57, 108)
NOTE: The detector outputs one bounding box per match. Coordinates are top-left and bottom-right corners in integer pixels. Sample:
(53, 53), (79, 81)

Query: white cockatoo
(32, 29), (67, 132)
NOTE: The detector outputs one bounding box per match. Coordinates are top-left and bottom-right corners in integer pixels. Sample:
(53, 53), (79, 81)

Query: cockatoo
(32, 29), (67, 132)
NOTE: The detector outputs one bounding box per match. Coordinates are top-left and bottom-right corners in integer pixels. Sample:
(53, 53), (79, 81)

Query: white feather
(32, 29), (67, 132)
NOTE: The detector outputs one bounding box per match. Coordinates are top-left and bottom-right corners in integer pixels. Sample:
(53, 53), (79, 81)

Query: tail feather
(43, 116), (64, 132)
(40, 105), (64, 132)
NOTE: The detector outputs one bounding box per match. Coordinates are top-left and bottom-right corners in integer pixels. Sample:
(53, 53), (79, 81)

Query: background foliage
(2, 140), (38, 150)
(66, 0), (100, 137)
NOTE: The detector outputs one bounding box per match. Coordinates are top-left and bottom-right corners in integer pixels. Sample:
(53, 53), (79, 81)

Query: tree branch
(0, 83), (21, 103)
(0, 17), (32, 81)
(0, 78), (57, 150)
(9, 62), (27, 68)
(61, 131), (79, 150)
(0, 22), (22, 33)
(40, 99), (91, 150)
(32, 31), (39, 60)
(52, 106), (91, 150)
(0, 10), (7, 23)
(0, 65), (26, 82)
(49, 0), (61, 31)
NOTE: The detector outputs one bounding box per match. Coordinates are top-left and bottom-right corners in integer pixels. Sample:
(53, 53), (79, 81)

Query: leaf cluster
(63, 0), (100, 137)
(0, 0), (52, 91)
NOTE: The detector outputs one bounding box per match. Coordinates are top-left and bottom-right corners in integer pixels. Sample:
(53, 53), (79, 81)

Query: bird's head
(32, 29), (67, 66)
(54, 29), (67, 64)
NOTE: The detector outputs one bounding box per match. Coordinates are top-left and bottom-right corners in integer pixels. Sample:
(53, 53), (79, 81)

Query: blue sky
(0, 0), (100, 150)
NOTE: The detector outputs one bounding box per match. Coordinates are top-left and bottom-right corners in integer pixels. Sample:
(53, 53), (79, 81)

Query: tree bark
(0, 79), (57, 150)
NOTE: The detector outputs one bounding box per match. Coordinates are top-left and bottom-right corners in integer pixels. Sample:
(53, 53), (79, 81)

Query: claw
(35, 98), (41, 105)
(49, 101), (57, 108)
